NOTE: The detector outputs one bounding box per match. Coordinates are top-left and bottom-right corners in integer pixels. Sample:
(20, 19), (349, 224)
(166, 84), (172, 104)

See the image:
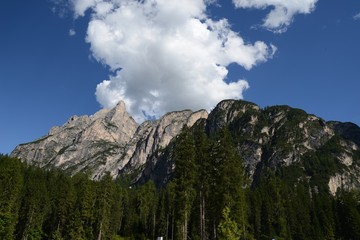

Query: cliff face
(11, 101), (208, 180)
(224, 100), (360, 195)
(11, 99), (360, 195)
(139, 100), (360, 194)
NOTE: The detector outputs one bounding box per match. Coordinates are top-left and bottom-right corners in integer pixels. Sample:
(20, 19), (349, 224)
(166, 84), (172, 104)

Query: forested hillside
(2, 122), (360, 240)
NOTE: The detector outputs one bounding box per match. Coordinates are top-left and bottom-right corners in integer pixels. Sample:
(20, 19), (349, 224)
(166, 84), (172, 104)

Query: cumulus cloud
(354, 12), (360, 20)
(70, 0), (96, 17)
(233, 0), (318, 33)
(69, 28), (76, 36)
(71, 0), (276, 122)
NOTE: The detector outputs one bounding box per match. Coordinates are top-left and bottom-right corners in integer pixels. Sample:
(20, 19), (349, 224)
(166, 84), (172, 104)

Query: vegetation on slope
(1, 120), (360, 240)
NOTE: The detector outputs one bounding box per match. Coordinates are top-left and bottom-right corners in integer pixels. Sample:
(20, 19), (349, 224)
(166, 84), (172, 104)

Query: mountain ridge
(11, 99), (360, 195)
(11, 100), (208, 180)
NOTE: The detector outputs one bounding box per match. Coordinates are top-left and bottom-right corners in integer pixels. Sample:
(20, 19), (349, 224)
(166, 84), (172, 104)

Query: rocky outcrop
(328, 170), (360, 196)
(11, 101), (208, 180)
(330, 121), (360, 146)
(205, 101), (337, 176)
(118, 109), (208, 180)
(11, 99), (360, 194)
(139, 100), (360, 191)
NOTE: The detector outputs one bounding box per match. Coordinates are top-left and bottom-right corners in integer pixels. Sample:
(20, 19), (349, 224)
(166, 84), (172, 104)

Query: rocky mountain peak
(11, 101), (208, 180)
(104, 100), (129, 122)
(10, 99), (360, 195)
(207, 99), (260, 134)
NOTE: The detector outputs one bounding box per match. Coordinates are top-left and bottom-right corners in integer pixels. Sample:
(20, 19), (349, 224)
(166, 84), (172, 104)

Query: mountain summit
(11, 99), (360, 194)
(11, 101), (208, 180)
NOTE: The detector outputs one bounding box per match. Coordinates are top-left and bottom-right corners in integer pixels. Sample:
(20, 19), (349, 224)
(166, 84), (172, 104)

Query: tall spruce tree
(73, 173), (96, 240)
(211, 128), (249, 239)
(0, 156), (23, 240)
(16, 167), (50, 240)
(193, 121), (211, 240)
(173, 126), (198, 240)
(94, 173), (115, 240)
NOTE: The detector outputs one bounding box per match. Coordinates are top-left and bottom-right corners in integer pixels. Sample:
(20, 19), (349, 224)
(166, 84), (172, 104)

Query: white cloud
(71, 0), (276, 122)
(233, 0), (318, 33)
(71, 0), (97, 17)
(354, 12), (360, 20)
(50, 0), (72, 18)
(69, 28), (76, 36)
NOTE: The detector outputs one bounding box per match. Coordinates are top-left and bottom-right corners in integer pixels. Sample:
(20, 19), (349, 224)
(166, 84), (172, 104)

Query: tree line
(1, 124), (360, 239)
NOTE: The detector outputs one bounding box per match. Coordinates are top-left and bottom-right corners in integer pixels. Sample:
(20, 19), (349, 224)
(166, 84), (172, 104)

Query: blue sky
(1, 0), (359, 154)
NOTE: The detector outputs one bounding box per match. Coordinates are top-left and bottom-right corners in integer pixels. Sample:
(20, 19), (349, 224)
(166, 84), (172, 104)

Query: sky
(1, 0), (360, 154)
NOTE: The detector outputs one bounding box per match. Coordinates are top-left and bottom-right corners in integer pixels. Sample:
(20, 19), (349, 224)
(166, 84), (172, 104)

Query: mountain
(11, 99), (360, 195)
(11, 101), (208, 180)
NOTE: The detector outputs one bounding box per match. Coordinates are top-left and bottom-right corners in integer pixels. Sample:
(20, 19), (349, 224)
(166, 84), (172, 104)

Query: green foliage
(173, 126), (198, 240)
(303, 136), (346, 192)
(0, 155), (23, 240)
(335, 190), (360, 239)
(218, 206), (241, 240)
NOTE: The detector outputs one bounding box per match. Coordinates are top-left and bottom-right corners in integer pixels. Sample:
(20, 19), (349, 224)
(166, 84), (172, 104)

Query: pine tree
(165, 181), (177, 240)
(336, 190), (360, 239)
(94, 173), (115, 240)
(109, 181), (124, 238)
(73, 173), (96, 240)
(193, 122), (211, 240)
(16, 167), (50, 240)
(155, 189), (167, 239)
(218, 206), (241, 240)
(173, 126), (198, 240)
(137, 180), (157, 238)
(44, 171), (76, 239)
(211, 128), (249, 239)
(0, 156), (24, 240)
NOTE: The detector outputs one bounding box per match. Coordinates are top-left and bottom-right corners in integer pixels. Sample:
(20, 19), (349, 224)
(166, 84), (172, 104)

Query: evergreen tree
(218, 206), (241, 240)
(336, 190), (360, 239)
(137, 180), (157, 238)
(109, 181), (124, 238)
(73, 173), (96, 239)
(120, 186), (137, 238)
(165, 181), (177, 240)
(155, 189), (167, 239)
(211, 128), (249, 239)
(173, 126), (198, 240)
(16, 167), (50, 240)
(193, 122), (211, 240)
(44, 171), (76, 239)
(0, 156), (24, 240)
(94, 173), (115, 240)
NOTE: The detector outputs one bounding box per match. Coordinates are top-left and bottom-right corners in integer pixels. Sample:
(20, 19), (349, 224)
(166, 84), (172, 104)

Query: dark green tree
(211, 128), (250, 239)
(336, 190), (360, 239)
(73, 173), (96, 239)
(16, 167), (50, 240)
(94, 173), (115, 240)
(193, 122), (211, 240)
(173, 126), (198, 240)
(0, 156), (24, 240)
(137, 180), (157, 239)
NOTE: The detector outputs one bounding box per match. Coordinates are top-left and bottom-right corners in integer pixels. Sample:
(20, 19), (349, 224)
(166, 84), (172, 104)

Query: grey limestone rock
(10, 98), (360, 194)
(11, 101), (208, 180)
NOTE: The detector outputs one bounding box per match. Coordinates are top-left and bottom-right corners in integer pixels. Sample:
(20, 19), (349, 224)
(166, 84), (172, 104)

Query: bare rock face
(11, 102), (208, 180)
(118, 110), (208, 180)
(11, 98), (360, 194)
(211, 101), (360, 195)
